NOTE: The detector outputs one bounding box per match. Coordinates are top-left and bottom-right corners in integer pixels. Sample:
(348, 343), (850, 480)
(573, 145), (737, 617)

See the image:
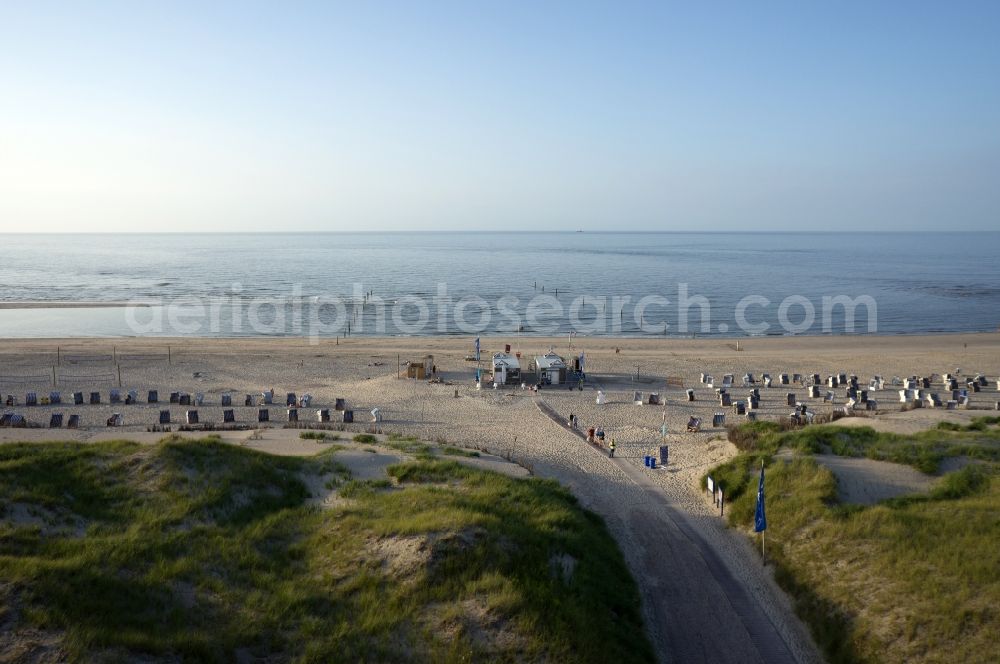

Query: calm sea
(1, 232), (999, 338)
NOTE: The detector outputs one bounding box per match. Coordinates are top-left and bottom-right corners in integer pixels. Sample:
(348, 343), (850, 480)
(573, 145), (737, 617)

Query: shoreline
(0, 330), (997, 347)
(0, 302), (153, 309)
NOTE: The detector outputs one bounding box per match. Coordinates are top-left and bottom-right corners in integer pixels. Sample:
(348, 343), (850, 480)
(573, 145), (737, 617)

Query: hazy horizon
(2, 2), (998, 233)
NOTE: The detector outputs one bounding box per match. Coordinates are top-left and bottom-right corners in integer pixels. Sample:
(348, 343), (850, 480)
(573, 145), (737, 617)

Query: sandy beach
(2, 332), (999, 663)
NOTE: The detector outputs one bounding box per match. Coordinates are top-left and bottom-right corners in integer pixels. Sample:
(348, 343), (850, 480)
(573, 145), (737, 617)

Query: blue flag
(474, 337), (480, 361)
(754, 463), (767, 532)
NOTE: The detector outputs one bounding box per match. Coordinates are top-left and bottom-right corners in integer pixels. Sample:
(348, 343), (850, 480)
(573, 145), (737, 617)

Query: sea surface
(1, 232), (999, 338)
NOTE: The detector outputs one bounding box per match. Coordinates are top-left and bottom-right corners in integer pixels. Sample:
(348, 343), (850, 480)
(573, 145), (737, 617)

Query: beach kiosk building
(532, 351), (567, 385)
(492, 352), (521, 385)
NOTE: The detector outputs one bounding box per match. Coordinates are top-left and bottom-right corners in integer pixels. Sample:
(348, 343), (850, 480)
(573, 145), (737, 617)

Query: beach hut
(686, 389), (695, 402)
(335, 398), (346, 411)
(371, 408), (382, 423)
(734, 402), (746, 415)
(808, 385), (820, 398)
(186, 410), (199, 425)
(687, 417), (702, 432)
(170, 392), (180, 404)
(407, 355), (435, 380)
(633, 391), (643, 405)
(286, 393), (297, 407)
(762, 375), (772, 388)
(722, 374), (734, 388)
(49, 413), (63, 428)
(779, 373), (789, 385)
(159, 411), (171, 425)
(245, 394), (255, 407)
(299, 394), (312, 407)
(258, 409), (270, 423)
(491, 352), (521, 385)
(343, 410), (354, 423)
(67, 414), (80, 429)
(262, 390), (274, 405)
(596, 390), (606, 405)
(179, 393), (191, 406)
(148, 390), (159, 403)
(648, 393), (661, 405)
(107, 413), (124, 427)
(25, 392), (37, 406)
(532, 351), (567, 385)
(287, 408), (298, 423)
(194, 393), (205, 406)
(720, 393), (732, 407)
(223, 409), (235, 423)
(221, 394), (232, 407)
(126, 390), (138, 405)
(712, 412), (725, 427)
(748, 395), (760, 410)
(49, 391), (61, 405)
(109, 389), (121, 404)
(317, 409), (331, 422)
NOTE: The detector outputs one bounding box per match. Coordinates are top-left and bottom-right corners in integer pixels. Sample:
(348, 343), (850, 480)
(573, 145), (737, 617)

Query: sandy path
(526, 405), (815, 664)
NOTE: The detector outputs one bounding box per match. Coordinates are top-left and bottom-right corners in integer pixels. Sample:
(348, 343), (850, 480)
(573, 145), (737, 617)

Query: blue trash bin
(649, 457), (657, 469)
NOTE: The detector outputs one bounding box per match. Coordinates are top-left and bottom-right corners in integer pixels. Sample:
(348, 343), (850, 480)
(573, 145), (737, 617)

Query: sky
(1, 1), (998, 232)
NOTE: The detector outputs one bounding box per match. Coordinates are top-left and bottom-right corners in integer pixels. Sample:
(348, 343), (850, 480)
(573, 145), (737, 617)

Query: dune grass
(722, 418), (1000, 475)
(0, 436), (652, 663)
(299, 431), (341, 442)
(709, 423), (1000, 663)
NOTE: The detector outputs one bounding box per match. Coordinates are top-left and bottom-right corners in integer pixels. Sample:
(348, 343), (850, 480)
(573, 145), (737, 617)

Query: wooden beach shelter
(407, 354), (435, 379)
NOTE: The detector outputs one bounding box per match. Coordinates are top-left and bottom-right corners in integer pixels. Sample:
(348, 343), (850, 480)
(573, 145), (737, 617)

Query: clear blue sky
(1, 1), (998, 232)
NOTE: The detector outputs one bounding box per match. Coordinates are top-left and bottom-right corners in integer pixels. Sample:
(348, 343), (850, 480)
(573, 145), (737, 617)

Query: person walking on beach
(609, 438), (616, 458)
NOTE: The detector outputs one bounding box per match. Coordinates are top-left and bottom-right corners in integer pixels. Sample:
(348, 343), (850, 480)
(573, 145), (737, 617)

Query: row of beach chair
(1, 407), (361, 429)
(4, 390), (333, 408)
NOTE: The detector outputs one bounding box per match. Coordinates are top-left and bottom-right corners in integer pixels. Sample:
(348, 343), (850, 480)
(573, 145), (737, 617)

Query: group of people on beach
(569, 413), (616, 458)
